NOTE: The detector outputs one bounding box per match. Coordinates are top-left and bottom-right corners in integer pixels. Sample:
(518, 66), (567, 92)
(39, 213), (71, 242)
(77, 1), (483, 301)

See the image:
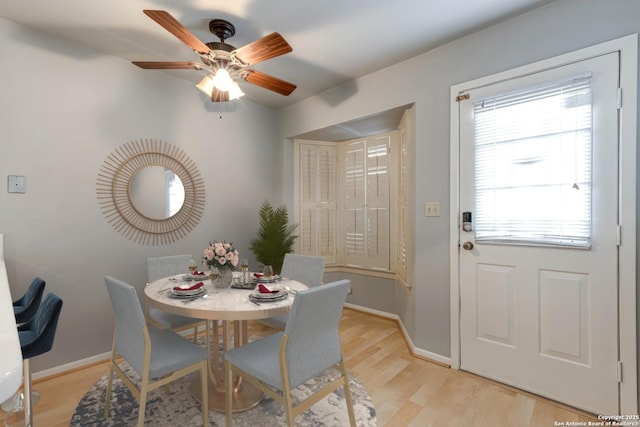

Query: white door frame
(449, 34), (638, 414)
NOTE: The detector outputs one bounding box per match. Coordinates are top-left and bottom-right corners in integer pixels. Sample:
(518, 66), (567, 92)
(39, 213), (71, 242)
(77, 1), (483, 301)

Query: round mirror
(96, 139), (205, 245)
(129, 166), (185, 219)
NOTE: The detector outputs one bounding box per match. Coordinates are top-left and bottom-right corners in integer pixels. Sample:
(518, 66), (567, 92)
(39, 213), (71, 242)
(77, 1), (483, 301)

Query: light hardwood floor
(2, 308), (596, 426)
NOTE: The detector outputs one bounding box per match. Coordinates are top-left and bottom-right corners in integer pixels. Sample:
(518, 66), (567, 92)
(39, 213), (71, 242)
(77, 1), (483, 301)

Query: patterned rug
(70, 358), (376, 426)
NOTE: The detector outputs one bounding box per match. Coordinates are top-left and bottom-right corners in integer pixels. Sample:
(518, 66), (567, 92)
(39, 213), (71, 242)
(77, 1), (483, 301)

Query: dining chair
(224, 279), (355, 427)
(12, 292), (63, 427)
(261, 253), (325, 330)
(103, 276), (208, 427)
(145, 254), (203, 343)
(12, 277), (46, 325)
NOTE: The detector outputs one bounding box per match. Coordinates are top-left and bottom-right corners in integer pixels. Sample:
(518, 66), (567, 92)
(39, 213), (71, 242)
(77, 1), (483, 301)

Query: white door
(458, 52), (620, 414)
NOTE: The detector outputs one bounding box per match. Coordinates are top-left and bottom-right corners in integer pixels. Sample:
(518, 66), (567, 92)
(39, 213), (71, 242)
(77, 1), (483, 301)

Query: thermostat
(8, 175), (26, 193)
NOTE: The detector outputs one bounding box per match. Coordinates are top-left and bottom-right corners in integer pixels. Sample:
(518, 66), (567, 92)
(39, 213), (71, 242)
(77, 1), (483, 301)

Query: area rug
(70, 360), (376, 426)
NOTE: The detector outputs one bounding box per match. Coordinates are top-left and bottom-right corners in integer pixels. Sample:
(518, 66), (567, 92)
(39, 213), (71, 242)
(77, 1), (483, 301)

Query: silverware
(247, 298), (261, 306)
(182, 293), (208, 304)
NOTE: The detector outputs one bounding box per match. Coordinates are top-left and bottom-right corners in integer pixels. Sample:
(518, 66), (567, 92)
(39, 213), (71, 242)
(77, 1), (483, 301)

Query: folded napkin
(254, 273), (278, 279)
(174, 282), (204, 291)
(258, 284), (279, 294)
(191, 270), (206, 276)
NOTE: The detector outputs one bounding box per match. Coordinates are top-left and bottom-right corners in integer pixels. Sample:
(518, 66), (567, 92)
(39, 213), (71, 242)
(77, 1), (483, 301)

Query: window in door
(473, 75), (593, 248)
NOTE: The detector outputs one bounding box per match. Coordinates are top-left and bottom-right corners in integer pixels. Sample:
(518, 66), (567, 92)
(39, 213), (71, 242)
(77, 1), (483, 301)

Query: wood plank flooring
(1, 308), (597, 426)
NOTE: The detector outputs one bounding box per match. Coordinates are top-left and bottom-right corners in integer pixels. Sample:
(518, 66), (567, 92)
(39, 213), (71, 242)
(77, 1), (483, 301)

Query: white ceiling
(0, 0), (556, 111)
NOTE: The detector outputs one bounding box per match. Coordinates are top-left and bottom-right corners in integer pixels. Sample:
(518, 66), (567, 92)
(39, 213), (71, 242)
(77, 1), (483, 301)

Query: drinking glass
(188, 259), (197, 273)
(208, 266), (219, 281)
(262, 265), (273, 279)
(240, 258), (249, 284)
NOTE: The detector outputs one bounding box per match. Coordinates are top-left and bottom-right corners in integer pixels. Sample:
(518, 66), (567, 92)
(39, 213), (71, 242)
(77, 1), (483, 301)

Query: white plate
(249, 293), (287, 303)
(169, 287), (205, 298)
(184, 273), (208, 281)
(251, 288), (285, 299)
(251, 274), (280, 283)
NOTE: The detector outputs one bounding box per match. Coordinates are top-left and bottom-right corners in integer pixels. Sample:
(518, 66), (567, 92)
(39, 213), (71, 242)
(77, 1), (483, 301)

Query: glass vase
(212, 267), (233, 288)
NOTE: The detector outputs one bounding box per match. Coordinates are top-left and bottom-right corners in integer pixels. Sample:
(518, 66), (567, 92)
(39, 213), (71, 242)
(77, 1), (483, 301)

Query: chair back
(146, 254), (192, 282)
(13, 277), (46, 324)
(280, 253), (325, 287)
(104, 276), (147, 374)
(18, 292), (62, 359)
(283, 279), (349, 388)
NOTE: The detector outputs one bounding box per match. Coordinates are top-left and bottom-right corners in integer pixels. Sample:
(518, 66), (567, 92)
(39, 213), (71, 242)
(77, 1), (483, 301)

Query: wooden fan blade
(132, 61), (204, 70)
(143, 10), (211, 54)
(233, 32), (292, 65)
(211, 88), (230, 102)
(243, 70), (296, 96)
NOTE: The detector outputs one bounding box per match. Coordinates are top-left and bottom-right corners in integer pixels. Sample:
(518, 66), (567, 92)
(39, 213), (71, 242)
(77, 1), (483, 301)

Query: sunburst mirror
(96, 139), (205, 245)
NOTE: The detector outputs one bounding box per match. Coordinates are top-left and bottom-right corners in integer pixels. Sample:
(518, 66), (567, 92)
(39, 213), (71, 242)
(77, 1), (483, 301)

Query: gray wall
(1, 0), (639, 378)
(0, 18), (282, 372)
(278, 0), (640, 358)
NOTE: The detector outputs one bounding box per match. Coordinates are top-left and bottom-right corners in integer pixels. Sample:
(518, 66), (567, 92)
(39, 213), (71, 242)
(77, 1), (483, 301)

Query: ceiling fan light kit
(133, 10), (296, 103)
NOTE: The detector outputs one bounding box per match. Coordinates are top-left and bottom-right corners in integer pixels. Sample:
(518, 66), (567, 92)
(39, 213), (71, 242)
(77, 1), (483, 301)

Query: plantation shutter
(396, 117), (409, 282)
(343, 136), (391, 269)
(473, 75), (593, 247)
(298, 143), (337, 263)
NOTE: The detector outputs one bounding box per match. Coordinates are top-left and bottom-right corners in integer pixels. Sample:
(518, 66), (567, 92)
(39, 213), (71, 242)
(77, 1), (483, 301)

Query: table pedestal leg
(191, 319), (263, 412)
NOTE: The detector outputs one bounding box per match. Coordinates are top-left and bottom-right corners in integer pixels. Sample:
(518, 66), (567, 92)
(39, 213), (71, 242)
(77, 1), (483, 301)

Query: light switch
(8, 175), (26, 193)
(424, 201), (440, 217)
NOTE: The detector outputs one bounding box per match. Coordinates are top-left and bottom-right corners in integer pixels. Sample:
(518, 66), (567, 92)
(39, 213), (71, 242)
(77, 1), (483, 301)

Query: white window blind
(473, 75), (593, 248)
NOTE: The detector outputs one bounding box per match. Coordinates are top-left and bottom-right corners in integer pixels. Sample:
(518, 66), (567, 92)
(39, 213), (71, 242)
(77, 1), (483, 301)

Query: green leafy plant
(249, 201), (298, 273)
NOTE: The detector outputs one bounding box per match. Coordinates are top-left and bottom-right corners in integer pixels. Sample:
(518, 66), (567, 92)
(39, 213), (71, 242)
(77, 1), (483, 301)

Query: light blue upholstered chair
(261, 253), (325, 330)
(224, 279), (355, 427)
(104, 276), (208, 427)
(145, 255), (203, 342)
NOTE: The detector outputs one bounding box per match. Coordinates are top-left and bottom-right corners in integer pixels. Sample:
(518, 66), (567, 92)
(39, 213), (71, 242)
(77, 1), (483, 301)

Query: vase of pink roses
(203, 240), (239, 288)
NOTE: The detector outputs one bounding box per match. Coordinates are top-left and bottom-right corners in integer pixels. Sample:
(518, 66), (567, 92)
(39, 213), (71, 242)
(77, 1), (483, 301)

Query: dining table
(144, 273), (308, 412)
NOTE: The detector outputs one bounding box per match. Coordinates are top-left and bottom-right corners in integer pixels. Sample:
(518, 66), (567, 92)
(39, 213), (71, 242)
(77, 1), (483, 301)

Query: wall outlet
(424, 201), (440, 217)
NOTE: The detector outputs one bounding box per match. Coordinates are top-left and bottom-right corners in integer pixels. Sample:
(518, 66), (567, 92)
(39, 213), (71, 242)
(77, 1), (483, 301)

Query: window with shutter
(294, 113), (411, 277)
(342, 135), (391, 269)
(396, 112), (409, 282)
(297, 143), (337, 263)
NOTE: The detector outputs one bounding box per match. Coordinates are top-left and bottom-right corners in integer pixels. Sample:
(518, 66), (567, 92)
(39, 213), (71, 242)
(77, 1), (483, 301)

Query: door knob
(462, 241), (474, 250)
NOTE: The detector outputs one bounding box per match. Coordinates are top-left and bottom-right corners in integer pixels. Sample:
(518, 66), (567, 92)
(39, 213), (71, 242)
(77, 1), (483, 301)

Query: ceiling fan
(132, 10), (297, 102)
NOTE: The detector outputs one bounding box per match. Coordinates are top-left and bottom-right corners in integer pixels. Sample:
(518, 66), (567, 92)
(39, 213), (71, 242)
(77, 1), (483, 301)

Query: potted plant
(249, 201), (298, 273)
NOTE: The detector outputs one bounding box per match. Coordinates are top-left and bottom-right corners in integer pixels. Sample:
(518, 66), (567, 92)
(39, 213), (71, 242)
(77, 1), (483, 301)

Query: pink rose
(218, 257), (227, 265)
(215, 245), (226, 256)
(205, 248), (215, 260)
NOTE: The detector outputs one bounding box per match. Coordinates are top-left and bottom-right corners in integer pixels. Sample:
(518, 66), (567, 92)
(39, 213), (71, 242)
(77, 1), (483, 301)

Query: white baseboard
(33, 329), (195, 380)
(344, 303), (451, 366)
(33, 351), (111, 381)
(35, 306), (451, 380)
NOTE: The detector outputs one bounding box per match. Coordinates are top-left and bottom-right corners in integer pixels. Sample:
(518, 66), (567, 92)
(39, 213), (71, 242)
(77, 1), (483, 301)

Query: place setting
(168, 280), (207, 300)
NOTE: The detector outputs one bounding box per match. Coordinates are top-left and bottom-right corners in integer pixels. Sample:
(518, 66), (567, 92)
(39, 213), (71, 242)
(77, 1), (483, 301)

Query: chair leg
(225, 361), (232, 427)
(104, 353), (116, 419)
(193, 325), (199, 344)
(201, 360), (208, 426)
(23, 359), (33, 427)
(339, 360), (357, 427)
(137, 384), (148, 427)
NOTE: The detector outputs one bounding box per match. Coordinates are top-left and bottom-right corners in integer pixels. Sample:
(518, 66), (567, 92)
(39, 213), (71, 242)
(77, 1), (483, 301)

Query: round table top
(144, 274), (308, 321)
